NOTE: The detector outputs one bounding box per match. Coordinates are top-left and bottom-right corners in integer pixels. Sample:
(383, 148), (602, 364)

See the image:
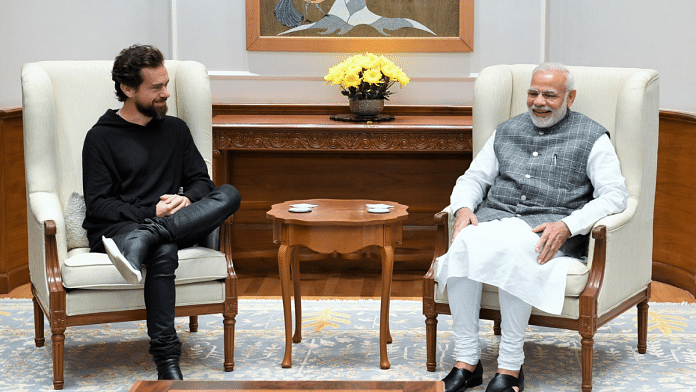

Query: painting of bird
(274, 0), (328, 28)
(276, 0), (436, 36)
(274, 0), (303, 27)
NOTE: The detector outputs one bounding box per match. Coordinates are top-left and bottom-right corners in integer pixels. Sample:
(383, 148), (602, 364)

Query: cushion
(63, 192), (89, 250)
(61, 246), (228, 289)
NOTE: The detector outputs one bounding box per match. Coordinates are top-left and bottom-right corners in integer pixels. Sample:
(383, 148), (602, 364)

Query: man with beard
(81, 44), (241, 380)
(436, 63), (628, 392)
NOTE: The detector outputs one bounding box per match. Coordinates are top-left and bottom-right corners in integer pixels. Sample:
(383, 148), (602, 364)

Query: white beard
(529, 96), (568, 128)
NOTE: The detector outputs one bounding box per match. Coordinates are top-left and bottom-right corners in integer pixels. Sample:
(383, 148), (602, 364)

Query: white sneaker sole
(103, 236), (143, 284)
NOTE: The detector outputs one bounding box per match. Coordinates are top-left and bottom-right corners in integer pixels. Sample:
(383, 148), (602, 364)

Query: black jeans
(94, 184), (241, 362)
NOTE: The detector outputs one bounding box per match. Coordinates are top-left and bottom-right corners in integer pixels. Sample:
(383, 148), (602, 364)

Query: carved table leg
(278, 243), (296, 368)
(291, 246), (302, 344)
(380, 244), (395, 369)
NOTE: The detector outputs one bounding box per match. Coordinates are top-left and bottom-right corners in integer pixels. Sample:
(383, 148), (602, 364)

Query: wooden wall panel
(0, 108), (29, 293)
(226, 150), (470, 271)
(653, 110), (696, 296)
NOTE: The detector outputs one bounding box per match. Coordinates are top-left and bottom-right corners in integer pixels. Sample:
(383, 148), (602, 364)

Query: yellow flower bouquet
(324, 53), (410, 101)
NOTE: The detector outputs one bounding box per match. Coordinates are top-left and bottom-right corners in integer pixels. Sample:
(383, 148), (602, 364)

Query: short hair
(112, 44), (165, 102)
(532, 63), (575, 92)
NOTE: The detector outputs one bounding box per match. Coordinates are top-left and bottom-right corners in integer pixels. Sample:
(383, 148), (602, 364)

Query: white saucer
(366, 203), (394, 209)
(289, 207), (313, 213)
(367, 207), (391, 214)
(290, 203), (318, 209)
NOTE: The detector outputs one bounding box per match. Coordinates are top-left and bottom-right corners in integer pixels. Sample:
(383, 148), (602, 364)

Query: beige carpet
(1, 299), (694, 391)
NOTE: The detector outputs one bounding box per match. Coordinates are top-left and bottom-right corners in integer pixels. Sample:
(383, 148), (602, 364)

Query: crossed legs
(99, 184), (241, 379)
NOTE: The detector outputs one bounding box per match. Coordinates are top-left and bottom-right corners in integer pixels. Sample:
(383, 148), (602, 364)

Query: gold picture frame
(246, 0), (474, 52)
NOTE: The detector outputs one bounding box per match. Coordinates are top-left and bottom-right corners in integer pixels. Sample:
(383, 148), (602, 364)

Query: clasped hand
(451, 208), (570, 265)
(156, 194), (191, 217)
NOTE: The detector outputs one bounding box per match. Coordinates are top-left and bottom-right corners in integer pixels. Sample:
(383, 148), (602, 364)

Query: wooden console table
(212, 104), (473, 273)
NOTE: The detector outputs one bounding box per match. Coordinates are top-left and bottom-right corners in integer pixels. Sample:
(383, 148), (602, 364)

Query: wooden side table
(266, 199), (409, 369)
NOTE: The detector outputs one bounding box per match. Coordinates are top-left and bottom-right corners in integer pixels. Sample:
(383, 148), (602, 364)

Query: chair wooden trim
(33, 220), (237, 389)
(422, 212), (650, 392)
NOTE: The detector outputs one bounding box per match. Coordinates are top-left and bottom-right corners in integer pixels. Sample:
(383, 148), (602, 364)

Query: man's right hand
(452, 207), (478, 241)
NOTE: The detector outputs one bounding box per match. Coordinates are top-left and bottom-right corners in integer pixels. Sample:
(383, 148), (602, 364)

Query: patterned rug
(1, 298), (695, 391)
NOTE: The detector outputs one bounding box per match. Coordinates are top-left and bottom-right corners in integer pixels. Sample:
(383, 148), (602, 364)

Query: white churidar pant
(447, 276), (533, 371)
(436, 217), (578, 370)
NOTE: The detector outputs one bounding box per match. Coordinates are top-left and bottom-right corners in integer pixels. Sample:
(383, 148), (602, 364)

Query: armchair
(422, 64), (659, 392)
(21, 60), (237, 389)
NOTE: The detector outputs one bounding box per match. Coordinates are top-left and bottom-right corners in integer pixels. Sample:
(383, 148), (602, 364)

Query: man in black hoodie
(82, 44), (241, 380)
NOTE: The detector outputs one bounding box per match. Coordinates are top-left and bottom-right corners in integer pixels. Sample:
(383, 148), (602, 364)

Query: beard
(135, 98), (168, 119)
(529, 96), (568, 128)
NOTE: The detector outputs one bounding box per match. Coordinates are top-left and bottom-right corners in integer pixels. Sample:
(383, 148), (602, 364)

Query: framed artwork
(246, 0), (474, 52)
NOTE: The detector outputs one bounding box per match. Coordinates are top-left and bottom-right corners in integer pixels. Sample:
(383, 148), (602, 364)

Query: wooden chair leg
(32, 297), (45, 347)
(51, 330), (65, 389)
(637, 300), (649, 354)
(189, 315), (199, 332)
(223, 313), (236, 371)
(580, 333), (594, 392)
(425, 314), (438, 372)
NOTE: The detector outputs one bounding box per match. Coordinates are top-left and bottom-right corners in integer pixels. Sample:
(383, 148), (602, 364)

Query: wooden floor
(2, 271), (695, 302)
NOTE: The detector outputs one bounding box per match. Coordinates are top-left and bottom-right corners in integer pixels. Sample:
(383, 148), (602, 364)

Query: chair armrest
(216, 216), (237, 318)
(590, 197), (638, 235)
(42, 220), (66, 295)
(28, 192), (65, 231)
(423, 209), (450, 306)
(585, 197), (637, 272)
(27, 191), (68, 265)
(580, 225), (608, 300)
(587, 198), (651, 314)
(426, 209), (450, 279)
(26, 192), (68, 312)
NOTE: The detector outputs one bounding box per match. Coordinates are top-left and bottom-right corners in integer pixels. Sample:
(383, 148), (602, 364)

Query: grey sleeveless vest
(475, 109), (608, 258)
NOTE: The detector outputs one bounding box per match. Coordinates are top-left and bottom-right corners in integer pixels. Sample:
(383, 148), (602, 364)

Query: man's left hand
(531, 221), (571, 265)
(158, 194), (191, 216)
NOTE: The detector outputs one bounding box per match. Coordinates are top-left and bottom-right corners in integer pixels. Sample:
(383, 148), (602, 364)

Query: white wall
(547, 1), (696, 114)
(2, 0), (695, 113)
(0, 0), (172, 108)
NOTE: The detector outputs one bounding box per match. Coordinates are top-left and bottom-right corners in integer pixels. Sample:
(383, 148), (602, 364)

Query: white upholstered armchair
(21, 60), (237, 389)
(422, 64), (659, 392)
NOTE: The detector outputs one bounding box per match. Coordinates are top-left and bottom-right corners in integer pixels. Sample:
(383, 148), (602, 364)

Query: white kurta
(435, 132), (628, 315)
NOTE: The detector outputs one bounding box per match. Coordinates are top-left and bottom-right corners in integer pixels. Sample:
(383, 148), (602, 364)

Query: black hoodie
(82, 109), (214, 249)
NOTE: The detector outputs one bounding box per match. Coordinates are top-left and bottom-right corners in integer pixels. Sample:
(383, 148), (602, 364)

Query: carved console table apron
(212, 104), (472, 272)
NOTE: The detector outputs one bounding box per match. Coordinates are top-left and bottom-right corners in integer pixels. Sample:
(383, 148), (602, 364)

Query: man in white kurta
(437, 64), (628, 392)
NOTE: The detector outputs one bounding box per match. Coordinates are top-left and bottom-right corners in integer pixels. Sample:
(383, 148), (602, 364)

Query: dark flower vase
(349, 99), (384, 117)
